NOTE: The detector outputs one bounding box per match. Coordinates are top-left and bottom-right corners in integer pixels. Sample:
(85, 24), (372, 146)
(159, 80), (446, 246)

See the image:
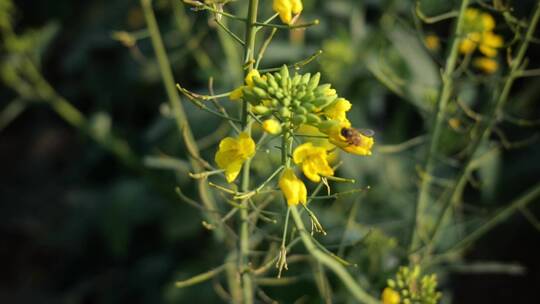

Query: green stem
(239, 1), (259, 303)
(289, 206), (380, 304)
(410, 0), (470, 252)
(279, 127), (378, 303)
(141, 0), (223, 239)
(424, 2), (540, 259)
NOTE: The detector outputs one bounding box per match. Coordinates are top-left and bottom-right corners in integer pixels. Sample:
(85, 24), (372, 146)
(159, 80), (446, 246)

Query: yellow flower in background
(381, 287), (400, 304)
(279, 168), (307, 205)
(261, 119), (282, 134)
(481, 10), (495, 31)
(473, 57), (498, 74)
(229, 69), (261, 101)
(323, 98), (351, 123)
(273, 0), (303, 25)
(459, 32), (481, 54)
(293, 142), (334, 182)
(478, 31), (503, 57)
(459, 8), (503, 57)
(321, 121), (374, 156)
(215, 132), (256, 183)
(424, 34), (440, 51)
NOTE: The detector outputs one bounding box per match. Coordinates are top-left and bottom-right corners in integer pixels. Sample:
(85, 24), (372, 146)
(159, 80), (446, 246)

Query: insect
(340, 127), (375, 146)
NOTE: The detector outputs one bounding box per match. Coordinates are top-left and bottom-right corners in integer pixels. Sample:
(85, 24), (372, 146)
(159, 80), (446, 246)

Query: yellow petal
(381, 288), (400, 304)
(293, 142), (314, 164)
(273, 0), (292, 24)
(245, 69), (260, 87)
(459, 34), (478, 54)
(311, 154), (334, 177)
(481, 12), (495, 31)
(237, 132), (256, 158)
(279, 168), (307, 205)
(473, 57), (498, 74)
(291, 0), (303, 14)
(293, 143), (334, 182)
(302, 161), (321, 183)
(224, 159), (243, 183)
(214, 132), (256, 183)
(229, 86), (244, 101)
(424, 34), (440, 51)
(324, 98), (352, 122)
(261, 119), (282, 134)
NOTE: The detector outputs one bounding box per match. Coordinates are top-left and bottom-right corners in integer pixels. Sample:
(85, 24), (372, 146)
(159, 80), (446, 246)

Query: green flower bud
(301, 103), (313, 113)
(308, 72), (320, 91)
(281, 97), (291, 106)
(252, 87), (268, 99)
(242, 88), (259, 104)
(292, 114), (307, 125)
(279, 65), (289, 80)
(280, 75), (288, 90)
(295, 106), (307, 115)
(252, 105), (270, 114)
(315, 83), (332, 95)
(267, 75), (279, 89)
(306, 113), (321, 124)
(301, 73), (311, 85)
(295, 90), (306, 99)
(292, 74), (301, 86)
(253, 77), (268, 89)
(279, 107), (291, 118)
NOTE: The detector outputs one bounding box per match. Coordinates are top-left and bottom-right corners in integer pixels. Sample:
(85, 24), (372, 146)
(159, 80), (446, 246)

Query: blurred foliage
(1, 0), (540, 303)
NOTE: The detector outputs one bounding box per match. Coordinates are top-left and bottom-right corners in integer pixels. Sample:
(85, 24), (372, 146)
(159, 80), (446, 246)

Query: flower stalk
(239, 0), (260, 302)
(410, 0), (471, 253)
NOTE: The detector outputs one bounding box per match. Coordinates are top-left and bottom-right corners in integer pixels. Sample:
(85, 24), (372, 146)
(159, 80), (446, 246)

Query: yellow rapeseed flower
(229, 69), (261, 101)
(293, 142), (334, 182)
(297, 124), (338, 163)
(323, 98), (351, 123)
(459, 32), (481, 54)
(215, 132), (256, 183)
(381, 287), (401, 304)
(279, 168), (307, 206)
(478, 31), (503, 58)
(473, 57), (498, 74)
(321, 121), (374, 156)
(261, 119), (282, 134)
(424, 34), (440, 51)
(459, 8), (503, 57)
(273, 0), (303, 25)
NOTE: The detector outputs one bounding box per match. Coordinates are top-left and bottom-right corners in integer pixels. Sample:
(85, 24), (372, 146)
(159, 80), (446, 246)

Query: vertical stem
(239, 1), (259, 303)
(279, 127), (376, 303)
(141, 0), (223, 239)
(410, 0), (470, 252)
(424, 3), (540, 260)
(289, 206), (379, 304)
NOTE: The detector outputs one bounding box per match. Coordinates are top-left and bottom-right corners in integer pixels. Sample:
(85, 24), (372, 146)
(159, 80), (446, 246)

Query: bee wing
(358, 128), (375, 137)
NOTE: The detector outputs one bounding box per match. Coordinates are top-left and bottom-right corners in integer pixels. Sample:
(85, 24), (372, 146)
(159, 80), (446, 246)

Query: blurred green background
(1, 0), (539, 303)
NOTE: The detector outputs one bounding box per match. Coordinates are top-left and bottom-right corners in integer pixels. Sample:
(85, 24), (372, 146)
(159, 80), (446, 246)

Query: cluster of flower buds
(382, 266), (441, 304)
(239, 66), (374, 157)
(243, 66), (335, 125)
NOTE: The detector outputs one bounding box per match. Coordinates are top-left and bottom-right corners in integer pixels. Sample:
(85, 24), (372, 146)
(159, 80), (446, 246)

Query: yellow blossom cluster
(215, 67), (374, 206)
(459, 8), (503, 74)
